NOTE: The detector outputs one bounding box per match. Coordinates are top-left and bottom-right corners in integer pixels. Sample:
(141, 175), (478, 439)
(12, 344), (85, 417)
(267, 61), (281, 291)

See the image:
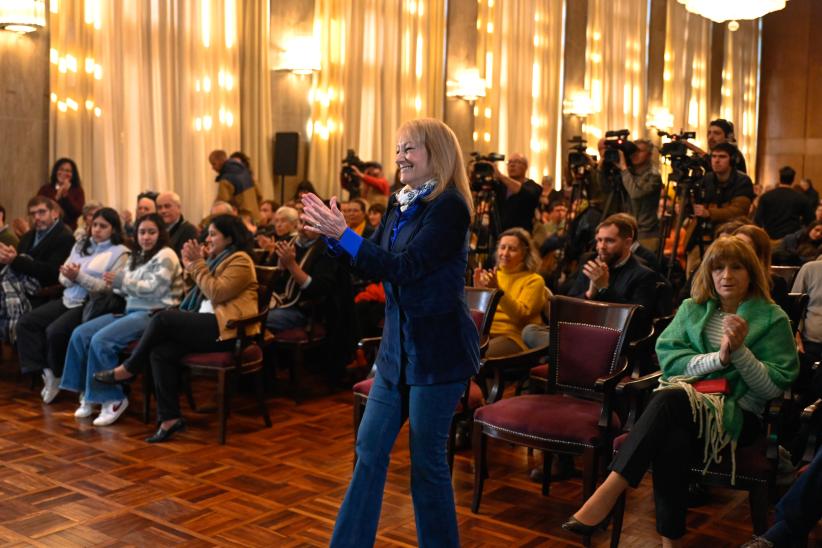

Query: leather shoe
(561, 513), (611, 536)
(145, 419), (186, 443)
(94, 368), (133, 385)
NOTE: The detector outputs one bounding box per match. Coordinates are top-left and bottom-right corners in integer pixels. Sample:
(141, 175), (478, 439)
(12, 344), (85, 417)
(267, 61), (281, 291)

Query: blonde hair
(691, 236), (772, 304)
(497, 227), (539, 272)
(396, 118), (474, 217)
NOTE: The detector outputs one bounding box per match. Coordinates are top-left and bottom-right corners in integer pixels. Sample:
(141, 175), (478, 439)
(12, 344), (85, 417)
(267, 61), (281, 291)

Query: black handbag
(82, 291), (126, 323)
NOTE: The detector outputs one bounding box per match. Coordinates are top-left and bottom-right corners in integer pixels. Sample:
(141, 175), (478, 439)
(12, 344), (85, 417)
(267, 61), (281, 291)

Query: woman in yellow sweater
(474, 228), (547, 356)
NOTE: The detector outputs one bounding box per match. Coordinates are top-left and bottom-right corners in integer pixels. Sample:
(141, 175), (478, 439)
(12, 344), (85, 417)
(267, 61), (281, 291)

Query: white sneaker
(74, 395), (94, 418)
(93, 398), (128, 426)
(41, 369), (61, 404)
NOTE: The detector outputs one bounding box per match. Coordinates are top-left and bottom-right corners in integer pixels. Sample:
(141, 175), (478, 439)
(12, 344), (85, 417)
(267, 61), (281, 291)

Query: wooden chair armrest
(358, 337), (383, 351)
(594, 357), (630, 394)
(225, 309), (269, 331)
(802, 398), (822, 422)
(617, 371), (662, 396)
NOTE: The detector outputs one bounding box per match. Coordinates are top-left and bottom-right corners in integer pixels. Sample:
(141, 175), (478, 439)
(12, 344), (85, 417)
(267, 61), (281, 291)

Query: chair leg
(471, 421), (487, 513)
(254, 370), (271, 428)
(581, 448), (598, 502)
(749, 484), (770, 535)
(542, 451), (554, 496)
(610, 491), (626, 548)
(217, 370), (229, 445)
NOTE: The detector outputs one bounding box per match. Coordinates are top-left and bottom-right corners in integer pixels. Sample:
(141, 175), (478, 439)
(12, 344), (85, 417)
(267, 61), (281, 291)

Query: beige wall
(0, 29), (49, 222)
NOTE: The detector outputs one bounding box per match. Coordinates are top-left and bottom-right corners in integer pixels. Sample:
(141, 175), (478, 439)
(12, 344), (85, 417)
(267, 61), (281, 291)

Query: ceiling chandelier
(0, 0), (46, 33)
(676, 0), (788, 23)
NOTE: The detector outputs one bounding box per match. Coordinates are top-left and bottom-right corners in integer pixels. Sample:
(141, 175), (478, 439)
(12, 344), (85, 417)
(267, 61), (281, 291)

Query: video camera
(568, 136), (591, 173)
(469, 151), (505, 192)
(602, 129), (637, 168)
(341, 149), (366, 194)
(657, 130), (705, 183)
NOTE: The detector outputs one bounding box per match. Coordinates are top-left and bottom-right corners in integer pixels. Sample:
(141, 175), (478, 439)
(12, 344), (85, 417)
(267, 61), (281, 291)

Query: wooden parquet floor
(0, 350), (819, 547)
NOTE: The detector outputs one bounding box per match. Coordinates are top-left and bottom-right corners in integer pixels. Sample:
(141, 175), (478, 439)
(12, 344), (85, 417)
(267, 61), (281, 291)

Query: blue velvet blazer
(353, 188), (480, 385)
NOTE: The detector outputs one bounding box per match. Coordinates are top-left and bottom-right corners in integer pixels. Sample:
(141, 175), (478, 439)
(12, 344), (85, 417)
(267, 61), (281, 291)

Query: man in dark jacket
(156, 192), (199, 257)
(209, 149), (260, 222)
(755, 166), (815, 240)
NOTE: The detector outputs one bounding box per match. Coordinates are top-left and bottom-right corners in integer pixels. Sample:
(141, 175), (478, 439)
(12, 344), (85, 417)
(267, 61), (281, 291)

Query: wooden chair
(608, 371), (795, 547)
(786, 292), (809, 337)
(771, 266), (801, 289)
(351, 287), (503, 470)
(471, 296), (639, 526)
(178, 265), (280, 444)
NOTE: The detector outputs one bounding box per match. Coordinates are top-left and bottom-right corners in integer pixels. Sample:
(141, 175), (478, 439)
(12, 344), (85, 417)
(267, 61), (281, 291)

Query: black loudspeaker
(274, 132), (299, 176)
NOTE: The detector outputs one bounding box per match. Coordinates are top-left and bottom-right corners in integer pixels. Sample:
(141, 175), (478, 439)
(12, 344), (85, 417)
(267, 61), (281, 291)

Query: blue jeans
(266, 306), (306, 332)
(331, 371), (467, 548)
(763, 445), (822, 546)
(60, 311), (150, 403)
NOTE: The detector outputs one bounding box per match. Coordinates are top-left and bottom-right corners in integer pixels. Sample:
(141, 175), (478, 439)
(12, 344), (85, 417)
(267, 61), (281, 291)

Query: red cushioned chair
(608, 371), (795, 547)
(179, 265), (280, 444)
(352, 287), (504, 470)
(471, 296), (639, 517)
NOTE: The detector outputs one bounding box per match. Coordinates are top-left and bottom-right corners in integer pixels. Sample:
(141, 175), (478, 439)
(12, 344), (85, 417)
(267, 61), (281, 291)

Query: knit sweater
(59, 240), (130, 308)
(791, 260), (822, 343)
(656, 297), (799, 441)
(491, 268), (547, 350)
(112, 247), (184, 313)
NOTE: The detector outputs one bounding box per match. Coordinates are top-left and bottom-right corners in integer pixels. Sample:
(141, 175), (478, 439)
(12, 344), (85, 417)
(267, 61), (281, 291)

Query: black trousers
(610, 388), (761, 539)
(16, 299), (84, 376)
(124, 310), (233, 422)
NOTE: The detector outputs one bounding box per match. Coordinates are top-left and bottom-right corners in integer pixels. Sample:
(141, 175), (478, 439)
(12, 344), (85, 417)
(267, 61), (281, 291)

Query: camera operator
(348, 161), (390, 206)
(473, 153), (541, 232)
(684, 118), (748, 174)
(597, 138), (662, 252)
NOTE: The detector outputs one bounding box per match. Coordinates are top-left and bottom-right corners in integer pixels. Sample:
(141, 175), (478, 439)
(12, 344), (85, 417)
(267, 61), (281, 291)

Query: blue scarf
(179, 247), (235, 311)
(390, 181), (437, 247)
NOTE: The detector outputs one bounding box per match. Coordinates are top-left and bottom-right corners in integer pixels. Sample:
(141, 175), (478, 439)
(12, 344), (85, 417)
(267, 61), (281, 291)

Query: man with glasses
(481, 152), (542, 233)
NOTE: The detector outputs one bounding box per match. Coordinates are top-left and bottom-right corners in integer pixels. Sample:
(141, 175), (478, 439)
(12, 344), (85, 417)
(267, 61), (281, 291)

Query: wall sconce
(646, 105), (674, 132)
(275, 35), (321, 75)
(0, 0), (46, 33)
(446, 68), (487, 103)
(562, 91), (597, 119)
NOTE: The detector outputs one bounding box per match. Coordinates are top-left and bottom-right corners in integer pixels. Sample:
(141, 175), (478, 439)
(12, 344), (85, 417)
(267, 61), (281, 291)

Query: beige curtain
(239, 0), (273, 199)
(583, 0), (649, 146)
(474, 0), (565, 182)
(721, 20), (761, 178)
(307, 0), (446, 198)
(49, 0), (240, 223)
(661, 1), (711, 149)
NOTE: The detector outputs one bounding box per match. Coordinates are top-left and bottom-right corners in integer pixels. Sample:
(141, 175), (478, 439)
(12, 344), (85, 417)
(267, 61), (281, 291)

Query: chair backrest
(254, 265), (282, 311)
(786, 292), (809, 337)
(547, 295), (638, 396)
(771, 266), (801, 289)
(465, 287), (504, 340)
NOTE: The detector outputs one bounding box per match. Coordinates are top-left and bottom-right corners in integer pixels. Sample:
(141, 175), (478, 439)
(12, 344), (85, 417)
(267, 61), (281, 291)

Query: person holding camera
(343, 160), (390, 206)
(474, 153), (542, 232)
(685, 118), (748, 174)
(598, 138), (662, 252)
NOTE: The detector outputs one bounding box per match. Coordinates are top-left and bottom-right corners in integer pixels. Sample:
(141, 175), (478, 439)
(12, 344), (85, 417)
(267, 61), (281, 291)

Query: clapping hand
(60, 262), (80, 281)
(300, 193), (347, 239)
(181, 239), (203, 268)
(274, 240), (297, 270)
(473, 266), (499, 289)
(583, 258), (609, 297)
(0, 243), (16, 265)
(719, 313), (748, 366)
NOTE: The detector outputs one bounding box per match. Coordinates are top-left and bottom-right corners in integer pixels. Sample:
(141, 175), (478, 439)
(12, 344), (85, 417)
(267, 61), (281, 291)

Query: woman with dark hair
(774, 220), (822, 265)
(563, 237), (798, 545)
(292, 180), (317, 201)
(473, 227), (547, 356)
(16, 207), (130, 403)
(94, 214), (258, 442)
(60, 213), (184, 426)
(37, 158), (86, 230)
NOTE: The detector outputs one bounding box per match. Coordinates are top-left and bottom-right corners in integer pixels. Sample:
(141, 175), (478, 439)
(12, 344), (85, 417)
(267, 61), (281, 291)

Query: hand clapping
(274, 240), (297, 269)
(583, 258), (609, 296)
(473, 266), (498, 289)
(300, 193), (347, 239)
(60, 262), (81, 281)
(719, 313), (748, 366)
(181, 239), (203, 268)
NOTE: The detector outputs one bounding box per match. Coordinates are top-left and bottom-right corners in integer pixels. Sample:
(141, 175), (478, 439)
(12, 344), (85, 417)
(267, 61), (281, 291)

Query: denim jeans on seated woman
(330, 370), (467, 548)
(60, 311), (151, 403)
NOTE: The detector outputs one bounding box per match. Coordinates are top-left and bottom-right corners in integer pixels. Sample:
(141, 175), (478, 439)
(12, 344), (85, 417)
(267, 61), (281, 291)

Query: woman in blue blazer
(302, 118), (479, 547)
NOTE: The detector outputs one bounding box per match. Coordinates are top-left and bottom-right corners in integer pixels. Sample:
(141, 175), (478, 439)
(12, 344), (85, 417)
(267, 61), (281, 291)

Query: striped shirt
(684, 309), (783, 415)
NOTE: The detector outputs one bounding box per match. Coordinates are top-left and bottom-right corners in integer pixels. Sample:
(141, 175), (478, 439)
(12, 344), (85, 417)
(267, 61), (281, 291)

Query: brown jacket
(187, 251), (259, 340)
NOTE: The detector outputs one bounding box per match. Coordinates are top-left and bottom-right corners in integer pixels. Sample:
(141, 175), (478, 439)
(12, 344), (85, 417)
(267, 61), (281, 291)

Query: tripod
(469, 187), (501, 269)
(659, 174), (708, 281)
(600, 168), (629, 223)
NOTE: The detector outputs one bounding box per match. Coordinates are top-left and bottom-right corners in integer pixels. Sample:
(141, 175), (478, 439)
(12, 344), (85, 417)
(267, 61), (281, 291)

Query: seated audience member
(790, 258), (822, 405)
(125, 191), (158, 237)
(473, 228), (547, 356)
(774, 221), (822, 266)
(755, 166), (814, 240)
(533, 200), (567, 249)
(37, 158), (85, 230)
(11, 217), (29, 239)
(609, 212), (664, 275)
(568, 214), (658, 316)
(733, 225), (789, 312)
(258, 199), (280, 231)
(75, 200), (103, 241)
(94, 214), (258, 443)
(816, 201), (822, 223)
(16, 207), (129, 403)
(0, 197), (75, 342)
(741, 445), (822, 548)
(155, 191), (199, 257)
(272, 206), (299, 241)
(564, 237), (798, 544)
(292, 180), (317, 202)
(209, 149), (260, 221)
(60, 213), (184, 426)
(0, 203), (19, 248)
(199, 201), (237, 239)
(342, 199), (375, 239)
(794, 177), (819, 211)
(367, 202), (386, 229)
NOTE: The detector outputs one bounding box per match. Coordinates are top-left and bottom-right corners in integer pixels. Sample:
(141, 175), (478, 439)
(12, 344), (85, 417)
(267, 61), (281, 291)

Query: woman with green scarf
(95, 214), (258, 443)
(563, 236), (799, 546)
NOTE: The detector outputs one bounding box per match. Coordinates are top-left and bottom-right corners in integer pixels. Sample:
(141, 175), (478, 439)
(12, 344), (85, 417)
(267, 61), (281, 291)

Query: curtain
(721, 20), (761, 178)
(307, 0), (446, 199)
(239, 0), (273, 199)
(473, 0), (566, 183)
(583, 0), (649, 146)
(661, 0), (711, 149)
(49, 0), (240, 223)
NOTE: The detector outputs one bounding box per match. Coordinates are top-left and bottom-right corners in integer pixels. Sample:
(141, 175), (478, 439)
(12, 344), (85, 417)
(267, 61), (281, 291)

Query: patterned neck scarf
(396, 179), (437, 212)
